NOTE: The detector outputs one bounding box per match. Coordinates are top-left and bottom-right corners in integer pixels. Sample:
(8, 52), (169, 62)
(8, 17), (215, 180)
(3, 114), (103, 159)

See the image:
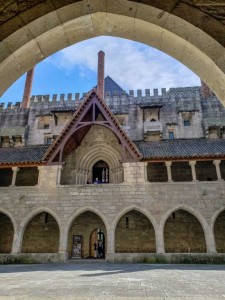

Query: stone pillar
(57, 165), (62, 185)
(58, 228), (68, 262)
(11, 229), (22, 254)
(38, 165), (62, 187)
(155, 228), (165, 254)
(205, 226), (217, 253)
(189, 160), (198, 181)
(21, 67), (35, 108)
(11, 167), (19, 186)
(213, 160), (223, 181)
(106, 229), (115, 262)
(165, 161), (173, 182)
(97, 51), (105, 98)
(123, 162), (147, 183)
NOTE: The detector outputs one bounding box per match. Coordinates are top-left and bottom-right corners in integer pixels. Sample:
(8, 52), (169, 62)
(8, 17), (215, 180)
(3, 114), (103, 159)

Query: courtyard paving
(0, 263), (225, 299)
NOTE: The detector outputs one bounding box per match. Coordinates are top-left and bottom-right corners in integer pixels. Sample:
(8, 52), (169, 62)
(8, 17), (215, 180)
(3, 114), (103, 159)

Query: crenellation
(129, 90), (134, 97)
(68, 93), (72, 101)
(60, 94), (65, 101)
(145, 89), (150, 97)
(137, 89), (142, 97)
(75, 93), (80, 100)
(153, 88), (158, 96)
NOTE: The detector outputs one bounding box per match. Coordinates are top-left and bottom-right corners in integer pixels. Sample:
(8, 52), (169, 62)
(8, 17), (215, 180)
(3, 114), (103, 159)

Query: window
(46, 138), (52, 145)
(44, 124), (49, 129)
(184, 120), (190, 127)
(150, 119), (156, 122)
(169, 132), (174, 139)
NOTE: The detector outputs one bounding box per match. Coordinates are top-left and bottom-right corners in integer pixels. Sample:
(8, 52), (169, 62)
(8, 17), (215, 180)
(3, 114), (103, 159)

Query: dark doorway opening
(90, 228), (105, 258)
(92, 160), (109, 183)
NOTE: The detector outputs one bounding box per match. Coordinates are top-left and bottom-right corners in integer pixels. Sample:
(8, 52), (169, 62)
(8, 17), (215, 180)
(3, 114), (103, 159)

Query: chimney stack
(97, 51), (105, 98)
(200, 80), (213, 99)
(21, 67), (35, 108)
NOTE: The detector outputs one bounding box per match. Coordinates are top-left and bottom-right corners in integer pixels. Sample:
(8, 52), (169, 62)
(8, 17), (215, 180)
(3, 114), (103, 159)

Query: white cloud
(48, 36), (200, 91)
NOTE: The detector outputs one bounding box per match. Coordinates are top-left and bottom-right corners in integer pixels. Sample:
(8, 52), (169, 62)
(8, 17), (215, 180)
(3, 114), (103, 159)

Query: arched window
(92, 160), (109, 184)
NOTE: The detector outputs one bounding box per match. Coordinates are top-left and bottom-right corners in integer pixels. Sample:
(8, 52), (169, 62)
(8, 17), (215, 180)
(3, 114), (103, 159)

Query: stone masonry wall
(115, 210), (156, 253)
(0, 181), (225, 258)
(164, 209), (206, 253)
(22, 212), (59, 253)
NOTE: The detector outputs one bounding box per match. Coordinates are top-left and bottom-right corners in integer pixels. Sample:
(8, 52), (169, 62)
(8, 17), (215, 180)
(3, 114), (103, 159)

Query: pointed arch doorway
(92, 160), (109, 184)
(90, 228), (105, 258)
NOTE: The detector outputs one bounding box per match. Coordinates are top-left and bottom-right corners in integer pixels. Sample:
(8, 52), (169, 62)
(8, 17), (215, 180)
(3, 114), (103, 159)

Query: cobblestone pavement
(0, 263), (225, 299)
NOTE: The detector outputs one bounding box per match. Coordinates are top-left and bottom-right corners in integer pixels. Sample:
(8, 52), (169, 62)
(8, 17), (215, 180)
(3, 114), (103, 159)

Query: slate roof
(0, 145), (49, 165)
(104, 76), (128, 97)
(135, 139), (225, 160)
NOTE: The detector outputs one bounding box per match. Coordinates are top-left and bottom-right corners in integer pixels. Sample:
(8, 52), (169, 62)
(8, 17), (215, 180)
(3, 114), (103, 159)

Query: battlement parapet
(0, 86), (203, 112)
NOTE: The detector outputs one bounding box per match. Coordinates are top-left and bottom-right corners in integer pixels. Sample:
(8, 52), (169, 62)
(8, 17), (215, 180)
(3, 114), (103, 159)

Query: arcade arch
(68, 210), (107, 259)
(0, 211), (14, 253)
(21, 212), (60, 253)
(214, 209), (225, 253)
(115, 209), (156, 253)
(1, 1), (225, 106)
(164, 209), (207, 253)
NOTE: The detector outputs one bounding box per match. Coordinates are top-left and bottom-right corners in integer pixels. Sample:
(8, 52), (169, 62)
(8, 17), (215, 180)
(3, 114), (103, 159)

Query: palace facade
(0, 52), (225, 263)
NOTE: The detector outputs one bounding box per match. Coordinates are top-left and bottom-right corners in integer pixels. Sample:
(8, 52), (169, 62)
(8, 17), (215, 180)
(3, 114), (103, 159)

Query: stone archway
(164, 209), (206, 253)
(0, 212), (14, 253)
(21, 212), (60, 253)
(1, 1), (225, 105)
(115, 210), (156, 253)
(68, 211), (107, 259)
(214, 210), (225, 253)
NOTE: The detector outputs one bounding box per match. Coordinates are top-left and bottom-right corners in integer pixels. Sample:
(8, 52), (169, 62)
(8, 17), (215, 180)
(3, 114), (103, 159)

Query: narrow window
(44, 213), (49, 224)
(126, 217), (129, 229)
(169, 132), (174, 140)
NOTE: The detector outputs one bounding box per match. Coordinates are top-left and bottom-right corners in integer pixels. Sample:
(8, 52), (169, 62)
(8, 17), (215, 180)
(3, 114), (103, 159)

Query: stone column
(155, 228), (165, 254)
(165, 161), (173, 182)
(58, 228), (68, 262)
(213, 160), (223, 181)
(205, 226), (217, 253)
(106, 229), (115, 262)
(38, 165), (62, 187)
(189, 160), (198, 181)
(11, 228), (22, 254)
(11, 167), (19, 186)
(123, 162), (147, 183)
(57, 165), (62, 185)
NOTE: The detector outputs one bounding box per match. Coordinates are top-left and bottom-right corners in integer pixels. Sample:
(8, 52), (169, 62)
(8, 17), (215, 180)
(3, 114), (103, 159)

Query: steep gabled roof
(104, 76), (128, 96)
(43, 89), (141, 163)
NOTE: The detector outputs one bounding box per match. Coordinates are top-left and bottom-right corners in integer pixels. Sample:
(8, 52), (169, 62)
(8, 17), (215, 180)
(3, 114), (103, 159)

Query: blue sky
(0, 36), (200, 104)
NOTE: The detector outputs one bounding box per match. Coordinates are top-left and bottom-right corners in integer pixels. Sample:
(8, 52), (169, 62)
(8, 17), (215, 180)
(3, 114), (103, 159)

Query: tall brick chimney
(97, 51), (105, 99)
(201, 80), (213, 98)
(21, 67), (35, 108)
